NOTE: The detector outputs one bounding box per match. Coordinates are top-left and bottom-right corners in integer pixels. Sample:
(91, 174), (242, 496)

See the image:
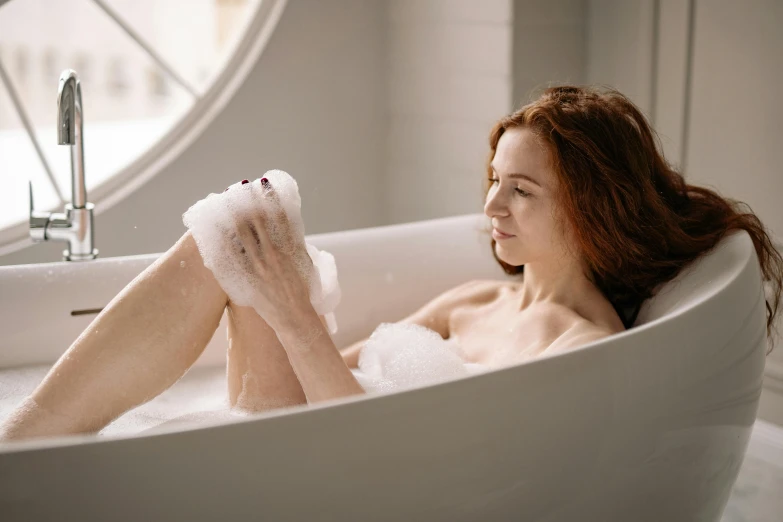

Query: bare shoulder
(421, 279), (506, 308)
(544, 315), (618, 355)
(398, 279), (506, 337)
(338, 279), (504, 368)
(433, 279), (511, 312)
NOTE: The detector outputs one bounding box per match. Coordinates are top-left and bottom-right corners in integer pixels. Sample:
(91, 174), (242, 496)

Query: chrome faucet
(29, 69), (98, 261)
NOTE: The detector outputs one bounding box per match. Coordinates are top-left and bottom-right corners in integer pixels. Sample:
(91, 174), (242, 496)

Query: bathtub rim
(0, 212), (492, 272)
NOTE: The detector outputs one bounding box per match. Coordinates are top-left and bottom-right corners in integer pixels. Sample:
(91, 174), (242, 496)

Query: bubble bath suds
(182, 169), (341, 334)
(353, 322), (490, 393)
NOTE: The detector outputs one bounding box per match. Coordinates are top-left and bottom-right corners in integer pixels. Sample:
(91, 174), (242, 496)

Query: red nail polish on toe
(241, 179), (249, 185)
(260, 178), (269, 186)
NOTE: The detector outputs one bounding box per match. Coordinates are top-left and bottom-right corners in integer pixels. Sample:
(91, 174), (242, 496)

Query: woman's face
(484, 126), (571, 267)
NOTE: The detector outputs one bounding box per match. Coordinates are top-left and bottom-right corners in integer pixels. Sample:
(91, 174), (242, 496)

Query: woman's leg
(0, 232), (228, 441)
(225, 302), (307, 411)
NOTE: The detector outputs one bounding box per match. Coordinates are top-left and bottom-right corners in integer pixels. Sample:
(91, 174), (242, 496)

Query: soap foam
(355, 322), (490, 393)
(182, 170), (341, 334)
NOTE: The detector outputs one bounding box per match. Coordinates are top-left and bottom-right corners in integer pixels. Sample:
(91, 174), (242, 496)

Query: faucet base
(63, 248), (99, 262)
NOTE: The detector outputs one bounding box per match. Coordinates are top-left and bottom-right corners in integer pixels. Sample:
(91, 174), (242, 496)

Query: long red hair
(484, 86), (783, 353)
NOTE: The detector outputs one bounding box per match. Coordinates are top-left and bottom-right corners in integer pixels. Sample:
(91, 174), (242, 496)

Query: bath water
(0, 363), (234, 437)
(0, 322), (490, 437)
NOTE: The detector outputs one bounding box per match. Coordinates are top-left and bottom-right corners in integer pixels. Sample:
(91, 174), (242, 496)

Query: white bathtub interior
(0, 212), (781, 521)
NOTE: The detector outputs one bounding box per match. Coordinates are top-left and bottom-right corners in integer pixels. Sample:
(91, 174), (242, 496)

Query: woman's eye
(487, 178), (530, 197)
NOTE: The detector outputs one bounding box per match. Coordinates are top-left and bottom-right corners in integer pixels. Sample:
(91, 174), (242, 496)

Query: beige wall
(512, 0), (656, 127)
(586, 0), (656, 115)
(384, 0), (513, 224)
(652, 0), (691, 167)
(513, 0), (587, 109)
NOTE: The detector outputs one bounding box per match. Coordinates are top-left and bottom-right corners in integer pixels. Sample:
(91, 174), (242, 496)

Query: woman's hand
(228, 178), (315, 330)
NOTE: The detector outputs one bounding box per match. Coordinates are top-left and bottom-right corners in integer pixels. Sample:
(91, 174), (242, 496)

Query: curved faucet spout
(28, 68), (98, 261)
(57, 69), (87, 209)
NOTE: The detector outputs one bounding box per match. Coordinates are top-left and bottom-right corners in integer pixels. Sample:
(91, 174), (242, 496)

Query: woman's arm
(271, 280), (486, 403)
(275, 298), (452, 403)
(276, 304), (366, 403)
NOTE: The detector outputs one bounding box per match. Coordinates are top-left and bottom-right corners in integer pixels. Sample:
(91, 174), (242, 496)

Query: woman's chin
(494, 248), (518, 265)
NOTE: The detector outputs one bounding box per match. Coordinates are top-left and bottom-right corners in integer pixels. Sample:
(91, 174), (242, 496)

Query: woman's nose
(484, 188), (507, 217)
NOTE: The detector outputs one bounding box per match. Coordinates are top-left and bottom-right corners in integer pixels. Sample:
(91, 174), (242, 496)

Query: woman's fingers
(251, 178), (277, 254)
(226, 176), (301, 265)
(248, 222), (263, 249)
(260, 179), (298, 256)
(225, 182), (263, 266)
(237, 220), (265, 272)
(263, 180), (312, 266)
(262, 180), (287, 224)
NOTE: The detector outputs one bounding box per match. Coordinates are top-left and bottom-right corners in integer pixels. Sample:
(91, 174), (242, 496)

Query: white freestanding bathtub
(0, 213), (769, 521)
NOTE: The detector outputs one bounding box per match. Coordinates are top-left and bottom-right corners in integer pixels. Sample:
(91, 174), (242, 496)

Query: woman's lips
(493, 228), (514, 240)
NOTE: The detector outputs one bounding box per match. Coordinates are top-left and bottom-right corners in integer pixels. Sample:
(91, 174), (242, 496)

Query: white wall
(586, 0), (656, 116)
(383, 0), (513, 224)
(513, 0), (587, 107)
(652, 0), (691, 168)
(0, 0), (387, 264)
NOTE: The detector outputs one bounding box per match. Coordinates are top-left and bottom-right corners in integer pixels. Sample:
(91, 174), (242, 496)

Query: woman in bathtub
(2, 85), (782, 442)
